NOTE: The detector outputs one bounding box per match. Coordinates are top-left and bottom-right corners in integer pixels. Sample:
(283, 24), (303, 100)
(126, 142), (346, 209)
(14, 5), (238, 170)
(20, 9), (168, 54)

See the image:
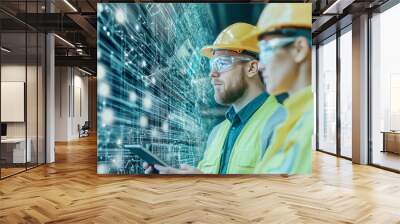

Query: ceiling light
(323, 0), (354, 15)
(323, 0), (341, 14)
(78, 67), (93, 76)
(1, 47), (11, 53)
(54, 34), (75, 48)
(63, 0), (78, 12)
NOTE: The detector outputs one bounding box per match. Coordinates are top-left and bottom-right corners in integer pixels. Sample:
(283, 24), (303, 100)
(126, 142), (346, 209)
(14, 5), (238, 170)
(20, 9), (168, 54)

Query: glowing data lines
(151, 129), (159, 138)
(143, 92), (152, 110)
(97, 164), (109, 174)
(97, 3), (220, 174)
(162, 121), (169, 132)
(112, 155), (123, 168)
(102, 108), (114, 125)
(97, 64), (106, 80)
(129, 91), (138, 103)
(141, 60), (147, 67)
(151, 76), (156, 84)
(98, 83), (110, 97)
(139, 115), (149, 128)
(116, 138), (122, 145)
(115, 8), (126, 24)
(98, 4), (104, 13)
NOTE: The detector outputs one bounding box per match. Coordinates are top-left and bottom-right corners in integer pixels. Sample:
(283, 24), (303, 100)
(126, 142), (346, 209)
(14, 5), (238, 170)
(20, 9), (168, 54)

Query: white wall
(312, 45), (317, 150)
(1, 65), (41, 138)
(55, 66), (69, 141)
(72, 73), (89, 138)
(352, 14), (369, 164)
(46, 4), (56, 163)
(1, 65), (26, 138)
(55, 67), (89, 141)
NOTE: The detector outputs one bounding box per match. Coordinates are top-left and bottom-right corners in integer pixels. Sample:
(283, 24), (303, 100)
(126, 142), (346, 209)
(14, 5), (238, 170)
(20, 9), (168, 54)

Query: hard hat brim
(244, 24), (312, 42)
(200, 44), (259, 58)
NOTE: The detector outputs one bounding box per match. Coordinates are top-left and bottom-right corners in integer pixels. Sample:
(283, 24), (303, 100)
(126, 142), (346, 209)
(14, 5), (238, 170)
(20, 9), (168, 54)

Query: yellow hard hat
(200, 22), (259, 58)
(250, 3), (312, 39)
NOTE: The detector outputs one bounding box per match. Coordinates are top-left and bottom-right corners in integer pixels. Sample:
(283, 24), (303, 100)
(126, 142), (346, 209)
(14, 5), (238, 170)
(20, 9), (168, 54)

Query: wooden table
(381, 131), (400, 154)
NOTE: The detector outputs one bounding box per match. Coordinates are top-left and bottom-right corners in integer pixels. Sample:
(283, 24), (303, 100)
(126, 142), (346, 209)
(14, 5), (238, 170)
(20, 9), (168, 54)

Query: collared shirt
(275, 92), (289, 104)
(218, 92), (269, 174)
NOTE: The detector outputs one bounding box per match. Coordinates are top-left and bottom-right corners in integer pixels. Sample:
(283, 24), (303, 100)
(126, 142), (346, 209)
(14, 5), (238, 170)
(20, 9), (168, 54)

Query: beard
(214, 70), (247, 105)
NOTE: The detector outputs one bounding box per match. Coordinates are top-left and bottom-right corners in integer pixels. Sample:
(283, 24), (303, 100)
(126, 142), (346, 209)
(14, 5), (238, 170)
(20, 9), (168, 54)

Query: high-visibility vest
(197, 96), (285, 174)
(254, 86), (314, 174)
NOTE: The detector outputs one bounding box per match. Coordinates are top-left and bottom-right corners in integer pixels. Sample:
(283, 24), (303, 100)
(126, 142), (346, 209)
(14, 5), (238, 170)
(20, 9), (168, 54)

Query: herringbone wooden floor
(1, 135), (400, 224)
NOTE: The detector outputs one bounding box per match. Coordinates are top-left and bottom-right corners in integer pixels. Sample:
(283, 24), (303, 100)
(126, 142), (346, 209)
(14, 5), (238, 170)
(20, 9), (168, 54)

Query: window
(371, 3), (400, 171)
(317, 36), (337, 154)
(339, 28), (352, 158)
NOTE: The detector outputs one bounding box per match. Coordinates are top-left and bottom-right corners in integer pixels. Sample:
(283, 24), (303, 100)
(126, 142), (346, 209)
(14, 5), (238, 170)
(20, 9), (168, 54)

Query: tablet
(124, 144), (169, 167)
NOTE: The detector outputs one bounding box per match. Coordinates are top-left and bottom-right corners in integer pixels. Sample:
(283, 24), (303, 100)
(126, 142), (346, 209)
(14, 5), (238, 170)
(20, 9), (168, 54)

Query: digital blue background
(97, 3), (266, 174)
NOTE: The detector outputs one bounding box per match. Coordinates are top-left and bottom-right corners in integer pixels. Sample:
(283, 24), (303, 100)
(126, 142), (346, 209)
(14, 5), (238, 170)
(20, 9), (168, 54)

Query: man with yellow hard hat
(249, 3), (314, 174)
(143, 22), (286, 174)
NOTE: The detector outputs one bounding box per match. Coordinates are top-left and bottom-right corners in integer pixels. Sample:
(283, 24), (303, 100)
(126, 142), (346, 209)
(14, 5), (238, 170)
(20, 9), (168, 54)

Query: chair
(78, 121), (90, 138)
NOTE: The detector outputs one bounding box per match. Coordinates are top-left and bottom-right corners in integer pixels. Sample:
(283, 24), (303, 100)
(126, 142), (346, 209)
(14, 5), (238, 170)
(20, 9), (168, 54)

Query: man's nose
(209, 71), (220, 78)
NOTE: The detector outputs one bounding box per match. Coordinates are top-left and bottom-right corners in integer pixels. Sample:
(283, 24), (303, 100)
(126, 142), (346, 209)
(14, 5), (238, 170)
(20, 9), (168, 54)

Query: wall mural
(97, 3), (313, 175)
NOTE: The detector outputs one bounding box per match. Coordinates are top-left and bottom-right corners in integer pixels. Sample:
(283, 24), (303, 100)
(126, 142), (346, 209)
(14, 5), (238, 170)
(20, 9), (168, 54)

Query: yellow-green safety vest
(197, 95), (285, 174)
(254, 86), (314, 174)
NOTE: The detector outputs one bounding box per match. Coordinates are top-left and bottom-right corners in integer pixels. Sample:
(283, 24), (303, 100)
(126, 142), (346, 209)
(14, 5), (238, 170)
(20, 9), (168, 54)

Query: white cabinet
(1, 138), (32, 163)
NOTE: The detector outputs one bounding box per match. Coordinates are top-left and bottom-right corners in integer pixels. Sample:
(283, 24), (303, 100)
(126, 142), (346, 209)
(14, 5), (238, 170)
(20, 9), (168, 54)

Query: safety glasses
(258, 37), (297, 66)
(209, 55), (254, 73)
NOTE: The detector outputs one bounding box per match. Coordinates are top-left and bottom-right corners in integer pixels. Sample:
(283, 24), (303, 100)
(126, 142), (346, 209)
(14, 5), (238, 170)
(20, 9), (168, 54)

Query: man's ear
(247, 60), (259, 78)
(292, 37), (310, 63)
